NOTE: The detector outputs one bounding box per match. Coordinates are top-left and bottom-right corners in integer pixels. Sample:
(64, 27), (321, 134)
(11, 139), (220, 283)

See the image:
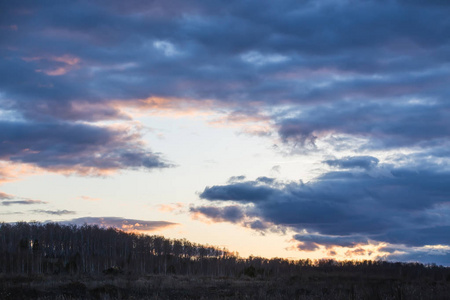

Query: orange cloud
(63, 217), (179, 233)
(0, 160), (116, 180)
(112, 96), (275, 138)
(190, 210), (216, 225)
(209, 112), (274, 137)
(112, 96), (218, 118)
(0, 162), (41, 184)
(23, 54), (81, 76)
(44, 165), (118, 177)
(157, 202), (185, 213)
(306, 242), (390, 261)
(115, 95), (275, 136)
(51, 54), (80, 65)
(37, 67), (69, 76)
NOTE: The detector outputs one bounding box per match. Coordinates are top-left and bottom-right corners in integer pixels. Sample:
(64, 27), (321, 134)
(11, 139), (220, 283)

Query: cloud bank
(2, 0), (449, 156)
(193, 157), (450, 263)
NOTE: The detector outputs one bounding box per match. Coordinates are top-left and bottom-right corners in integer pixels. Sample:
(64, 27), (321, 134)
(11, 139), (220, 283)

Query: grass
(1, 271), (449, 300)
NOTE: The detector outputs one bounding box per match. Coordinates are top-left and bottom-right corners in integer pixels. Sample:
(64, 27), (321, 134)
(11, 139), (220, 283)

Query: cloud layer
(0, 120), (170, 174)
(2, 1), (450, 172)
(194, 157), (450, 262)
(2, 0), (449, 142)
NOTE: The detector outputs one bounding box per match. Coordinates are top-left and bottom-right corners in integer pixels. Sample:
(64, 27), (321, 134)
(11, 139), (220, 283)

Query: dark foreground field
(1, 272), (450, 300)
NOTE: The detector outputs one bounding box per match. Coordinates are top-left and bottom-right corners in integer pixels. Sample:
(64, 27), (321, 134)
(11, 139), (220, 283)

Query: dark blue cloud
(380, 246), (450, 266)
(2, 0), (450, 175)
(324, 156), (379, 170)
(227, 175), (246, 183)
(195, 160), (450, 254)
(0, 120), (171, 173)
(191, 205), (245, 223)
(276, 100), (450, 148)
(294, 234), (369, 251)
(1, 0), (449, 116)
(256, 176), (276, 184)
(190, 205), (283, 234)
(200, 181), (275, 202)
(1, 200), (47, 206)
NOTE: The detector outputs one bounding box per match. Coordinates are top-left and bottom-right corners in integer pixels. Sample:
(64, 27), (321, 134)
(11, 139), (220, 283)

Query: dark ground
(1, 272), (449, 300)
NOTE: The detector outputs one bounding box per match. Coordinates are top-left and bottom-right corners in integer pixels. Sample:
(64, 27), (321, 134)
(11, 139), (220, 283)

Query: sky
(1, 0), (450, 265)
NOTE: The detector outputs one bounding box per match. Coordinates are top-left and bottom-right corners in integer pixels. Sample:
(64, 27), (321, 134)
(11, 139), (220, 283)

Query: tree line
(1, 222), (449, 282)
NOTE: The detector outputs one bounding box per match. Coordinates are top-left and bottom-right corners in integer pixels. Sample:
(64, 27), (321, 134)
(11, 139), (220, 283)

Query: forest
(1, 222), (450, 299)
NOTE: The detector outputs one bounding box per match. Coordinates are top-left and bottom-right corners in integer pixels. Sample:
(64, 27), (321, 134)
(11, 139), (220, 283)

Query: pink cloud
(157, 202), (185, 213)
(0, 162), (41, 184)
(63, 217), (179, 233)
(23, 54), (81, 76)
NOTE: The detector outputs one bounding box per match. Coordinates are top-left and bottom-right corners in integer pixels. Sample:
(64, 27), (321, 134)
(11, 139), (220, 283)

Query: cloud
(2, 0), (449, 121)
(1, 0), (450, 178)
(0, 120), (171, 174)
(324, 156), (379, 170)
(195, 159), (450, 254)
(0, 162), (39, 184)
(0, 191), (47, 206)
(200, 181), (275, 202)
(1, 199), (47, 206)
(61, 217), (179, 232)
(227, 175), (246, 183)
(241, 51), (289, 66)
(294, 233), (369, 251)
(25, 54), (81, 76)
(190, 204), (284, 234)
(0, 192), (13, 199)
(157, 202), (185, 213)
(33, 209), (76, 215)
(0, 211), (23, 215)
(256, 176), (276, 184)
(275, 100), (450, 149)
(191, 205), (245, 223)
(153, 40), (179, 57)
(380, 245), (450, 265)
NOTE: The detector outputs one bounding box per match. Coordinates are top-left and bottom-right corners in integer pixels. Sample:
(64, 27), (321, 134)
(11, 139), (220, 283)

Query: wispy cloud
(61, 217), (179, 233)
(0, 192), (14, 200)
(157, 202), (185, 213)
(0, 191), (47, 206)
(33, 209), (76, 215)
(323, 156), (379, 171)
(2, 199), (47, 206)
